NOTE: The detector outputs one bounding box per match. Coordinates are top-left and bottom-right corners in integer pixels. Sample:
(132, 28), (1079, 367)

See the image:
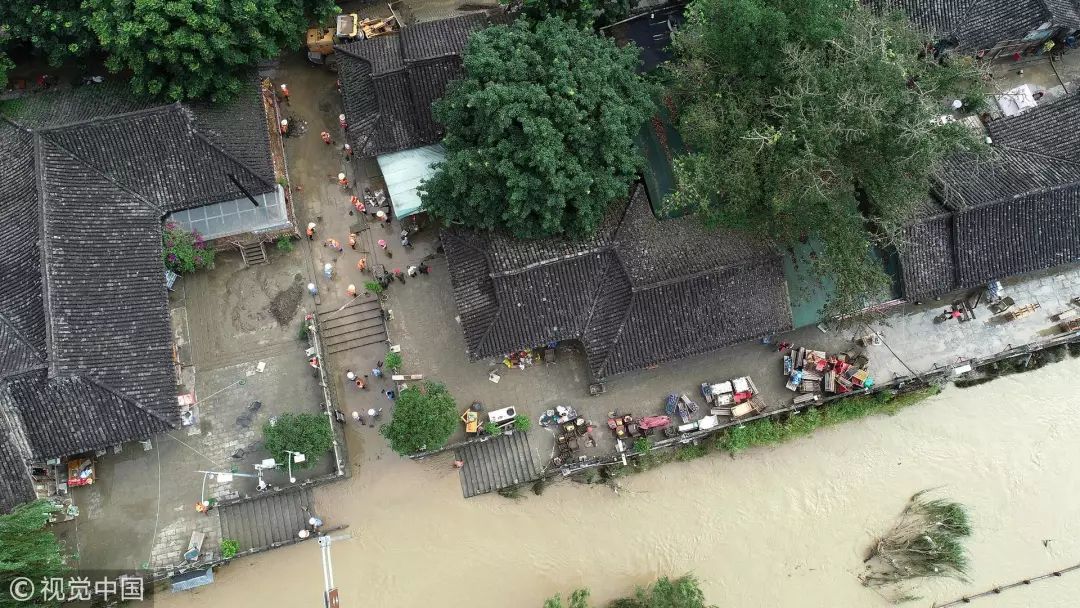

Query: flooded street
(157, 360), (1080, 608)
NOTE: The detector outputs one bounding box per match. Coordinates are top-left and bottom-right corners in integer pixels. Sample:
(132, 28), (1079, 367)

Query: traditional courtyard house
(898, 93), (1080, 301)
(335, 12), (507, 222)
(443, 184), (794, 382)
(0, 82), (290, 512)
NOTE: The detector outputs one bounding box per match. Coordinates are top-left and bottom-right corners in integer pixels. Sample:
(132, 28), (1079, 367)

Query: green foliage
(298, 323), (309, 340)
(421, 17), (655, 239)
(381, 382), (459, 455)
(632, 438), (652, 454)
(364, 280), (383, 295)
(668, 0), (986, 317)
(675, 443), (709, 461)
(0, 52), (12, 91)
(513, 413), (531, 432)
(276, 236), (294, 253)
(0, 1), (97, 67)
(506, 0), (630, 27)
(544, 588), (592, 608)
(163, 223), (215, 273)
(262, 412), (333, 470)
(84, 0), (339, 103)
(483, 421), (502, 437)
(1, 500), (69, 608)
(609, 575), (716, 608)
(717, 386), (941, 454)
(384, 351), (402, 372)
(220, 538), (239, 559)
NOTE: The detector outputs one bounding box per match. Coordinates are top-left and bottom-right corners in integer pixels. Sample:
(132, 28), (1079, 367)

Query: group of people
(344, 360), (396, 426)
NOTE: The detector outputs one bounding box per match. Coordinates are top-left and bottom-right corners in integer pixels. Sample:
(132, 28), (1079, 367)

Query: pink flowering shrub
(163, 222), (215, 273)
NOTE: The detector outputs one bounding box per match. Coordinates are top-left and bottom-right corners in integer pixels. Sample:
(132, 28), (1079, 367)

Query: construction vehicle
(306, 12), (398, 68)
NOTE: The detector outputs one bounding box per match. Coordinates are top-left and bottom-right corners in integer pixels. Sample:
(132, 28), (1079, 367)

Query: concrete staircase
(217, 487), (312, 552)
(455, 432), (541, 498)
(240, 241), (268, 266)
(317, 296), (388, 355)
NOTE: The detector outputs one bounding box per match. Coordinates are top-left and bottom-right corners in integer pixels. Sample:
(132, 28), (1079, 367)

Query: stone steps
(217, 487), (312, 553)
(455, 432), (540, 498)
(240, 241), (268, 266)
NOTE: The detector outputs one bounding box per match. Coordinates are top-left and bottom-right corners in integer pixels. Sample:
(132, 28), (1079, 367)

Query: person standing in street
(306, 222), (316, 240)
(279, 83), (290, 104)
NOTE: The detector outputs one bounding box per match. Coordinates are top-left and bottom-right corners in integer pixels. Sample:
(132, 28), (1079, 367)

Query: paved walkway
(860, 263), (1080, 383)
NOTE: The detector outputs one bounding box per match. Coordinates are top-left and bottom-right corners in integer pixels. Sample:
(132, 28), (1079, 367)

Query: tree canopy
(380, 382), (458, 455)
(503, 0), (631, 27)
(420, 16), (654, 239)
(544, 575), (715, 608)
(1, 500), (69, 608)
(85, 0), (336, 102)
(262, 412), (334, 470)
(0, 1), (97, 67)
(667, 0), (986, 318)
(0, 0), (336, 103)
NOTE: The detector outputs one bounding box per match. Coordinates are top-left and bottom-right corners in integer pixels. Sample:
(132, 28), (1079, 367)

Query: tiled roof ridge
(31, 133), (58, 377)
(37, 131), (164, 215)
(490, 246), (611, 278)
(0, 313), (47, 375)
(961, 178), (1080, 208)
(31, 102), (182, 134)
(82, 374), (177, 429)
(624, 256), (778, 292)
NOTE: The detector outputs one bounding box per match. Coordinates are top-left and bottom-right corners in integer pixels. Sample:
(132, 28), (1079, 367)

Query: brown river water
(156, 360), (1080, 608)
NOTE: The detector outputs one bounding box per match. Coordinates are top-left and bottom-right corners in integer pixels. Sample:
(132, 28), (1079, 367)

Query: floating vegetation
(862, 490), (972, 602)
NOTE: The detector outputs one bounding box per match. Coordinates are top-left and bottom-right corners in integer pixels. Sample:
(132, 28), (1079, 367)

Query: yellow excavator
(306, 12), (398, 68)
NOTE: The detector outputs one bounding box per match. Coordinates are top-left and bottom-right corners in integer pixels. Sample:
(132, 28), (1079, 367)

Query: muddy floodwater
(157, 361), (1080, 608)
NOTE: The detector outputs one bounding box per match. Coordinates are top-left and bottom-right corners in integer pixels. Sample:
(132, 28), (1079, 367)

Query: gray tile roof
(0, 83), (277, 511)
(336, 12), (505, 157)
(898, 94), (1080, 299)
(0, 122), (47, 372)
(443, 184), (793, 379)
(0, 406), (34, 515)
(42, 105), (274, 212)
(867, 0), (1080, 53)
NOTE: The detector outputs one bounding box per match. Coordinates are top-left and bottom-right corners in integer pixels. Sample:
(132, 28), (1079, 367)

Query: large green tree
(502, 0), (631, 27)
(1, 500), (69, 608)
(262, 412), (334, 471)
(420, 16), (654, 239)
(668, 0), (985, 318)
(0, 1), (97, 67)
(84, 0), (337, 102)
(380, 382), (458, 455)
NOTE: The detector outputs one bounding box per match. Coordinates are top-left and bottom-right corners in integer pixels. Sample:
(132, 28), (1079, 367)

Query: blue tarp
(376, 144), (446, 220)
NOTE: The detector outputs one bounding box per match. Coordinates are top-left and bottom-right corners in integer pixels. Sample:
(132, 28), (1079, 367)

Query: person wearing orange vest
(356, 258), (367, 272)
(350, 195), (364, 215)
